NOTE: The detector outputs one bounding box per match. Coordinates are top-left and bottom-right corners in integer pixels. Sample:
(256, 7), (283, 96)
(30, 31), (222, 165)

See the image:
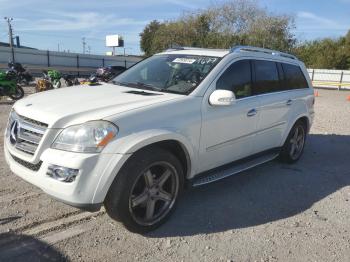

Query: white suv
(4, 46), (314, 233)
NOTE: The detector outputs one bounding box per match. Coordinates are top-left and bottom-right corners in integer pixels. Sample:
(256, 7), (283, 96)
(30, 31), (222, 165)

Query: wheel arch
(281, 114), (311, 147)
(297, 116), (310, 132)
(132, 139), (191, 180)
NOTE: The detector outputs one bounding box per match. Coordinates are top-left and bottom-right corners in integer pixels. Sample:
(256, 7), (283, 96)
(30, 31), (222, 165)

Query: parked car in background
(4, 46), (314, 233)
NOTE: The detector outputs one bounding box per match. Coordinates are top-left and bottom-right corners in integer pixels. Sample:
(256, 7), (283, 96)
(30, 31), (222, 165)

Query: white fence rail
(308, 69), (350, 90)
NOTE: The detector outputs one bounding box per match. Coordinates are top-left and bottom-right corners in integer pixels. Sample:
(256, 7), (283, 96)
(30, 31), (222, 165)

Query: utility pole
(4, 17), (14, 46)
(82, 37), (86, 54)
(4, 17), (15, 62)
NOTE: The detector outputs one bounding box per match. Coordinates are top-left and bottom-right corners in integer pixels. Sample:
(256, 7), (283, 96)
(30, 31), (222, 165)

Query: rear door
(251, 59), (292, 154)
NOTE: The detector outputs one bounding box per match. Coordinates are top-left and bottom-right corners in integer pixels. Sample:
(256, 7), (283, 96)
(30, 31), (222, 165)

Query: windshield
(113, 54), (220, 95)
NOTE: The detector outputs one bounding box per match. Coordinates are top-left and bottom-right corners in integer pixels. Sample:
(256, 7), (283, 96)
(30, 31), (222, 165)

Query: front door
(198, 59), (260, 173)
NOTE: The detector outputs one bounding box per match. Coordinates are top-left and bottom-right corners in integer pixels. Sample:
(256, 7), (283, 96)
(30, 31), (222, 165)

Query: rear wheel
(9, 85), (24, 100)
(279, 121), (306, 163)
(104, 147), (184, 233)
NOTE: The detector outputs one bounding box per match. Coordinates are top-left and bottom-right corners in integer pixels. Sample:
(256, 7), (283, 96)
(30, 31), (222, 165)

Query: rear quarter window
(281, 63), (309, 90)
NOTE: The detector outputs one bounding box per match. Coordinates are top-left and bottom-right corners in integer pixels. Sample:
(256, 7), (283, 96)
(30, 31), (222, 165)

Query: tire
(9, 85), (24, 100)
(104, 147), (184, 234)
(279, 120), (307, 164)
(65, 80), (73, 87)
(53, 80), (61, 89)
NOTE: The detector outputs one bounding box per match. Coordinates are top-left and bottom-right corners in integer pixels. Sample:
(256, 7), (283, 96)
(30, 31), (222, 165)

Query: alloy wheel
(129, 161), (179, 226)
(289, 125), (305, 160)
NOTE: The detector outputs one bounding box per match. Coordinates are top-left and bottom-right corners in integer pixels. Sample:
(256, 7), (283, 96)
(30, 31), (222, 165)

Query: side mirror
(209, 90), (236, 106)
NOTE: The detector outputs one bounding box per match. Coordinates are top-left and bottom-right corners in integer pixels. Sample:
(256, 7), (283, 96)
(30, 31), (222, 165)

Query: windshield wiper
(112, 80), (184, 95)
(134, 82), (162, 91)
(112, 80), (130, 86)
(113, 81), (161, 92)
(157, 88), (184, 95)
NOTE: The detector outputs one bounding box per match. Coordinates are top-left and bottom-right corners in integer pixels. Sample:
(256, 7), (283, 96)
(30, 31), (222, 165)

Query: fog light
(47, 165), (79, 182)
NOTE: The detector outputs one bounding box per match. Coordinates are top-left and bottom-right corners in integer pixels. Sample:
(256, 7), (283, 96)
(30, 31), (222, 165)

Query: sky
(0, 0), (349, 55)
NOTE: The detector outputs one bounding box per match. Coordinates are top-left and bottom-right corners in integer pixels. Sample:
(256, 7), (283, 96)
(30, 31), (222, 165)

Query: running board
(192, 152), (279, 187)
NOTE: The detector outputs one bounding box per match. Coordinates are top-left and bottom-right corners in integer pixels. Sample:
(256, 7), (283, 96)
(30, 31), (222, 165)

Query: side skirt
(191, 148), (281, 187)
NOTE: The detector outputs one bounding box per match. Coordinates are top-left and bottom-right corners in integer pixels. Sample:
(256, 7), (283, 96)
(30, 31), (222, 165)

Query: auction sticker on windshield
(172, 58), (197, 64)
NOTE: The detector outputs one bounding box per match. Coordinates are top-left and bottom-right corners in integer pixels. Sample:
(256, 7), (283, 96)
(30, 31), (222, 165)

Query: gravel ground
(0, 88), (350, 262)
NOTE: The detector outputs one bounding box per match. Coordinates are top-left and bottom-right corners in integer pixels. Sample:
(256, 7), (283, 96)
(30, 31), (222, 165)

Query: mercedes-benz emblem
(10, 120), (20, 145)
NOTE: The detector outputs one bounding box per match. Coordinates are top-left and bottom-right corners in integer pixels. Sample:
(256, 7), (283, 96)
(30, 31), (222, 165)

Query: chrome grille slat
(20, 121), (46, 134)
(20, 115), (48, 128)
(7, 111), (48, 155)
(18, 129), (42, 145)
(15, 141), (38, 154)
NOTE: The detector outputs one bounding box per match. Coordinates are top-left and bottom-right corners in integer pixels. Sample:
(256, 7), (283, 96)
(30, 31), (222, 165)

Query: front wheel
(279, 121), (307, 163)
(104, 147), (184, 234)
(9, 85), (24, 100)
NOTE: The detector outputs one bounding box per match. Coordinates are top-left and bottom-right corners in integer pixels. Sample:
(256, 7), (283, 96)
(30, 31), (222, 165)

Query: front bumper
(4, 138), (130, 209)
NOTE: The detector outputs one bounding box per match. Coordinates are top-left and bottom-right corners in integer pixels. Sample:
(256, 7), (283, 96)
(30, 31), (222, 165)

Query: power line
(16, 31), (105, 42)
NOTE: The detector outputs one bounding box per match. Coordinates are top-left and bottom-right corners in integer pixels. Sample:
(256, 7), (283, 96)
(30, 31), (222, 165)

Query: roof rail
(165, 46), (229, 52)
(230, 45), (298, 60)
(165, 44), (185, 52)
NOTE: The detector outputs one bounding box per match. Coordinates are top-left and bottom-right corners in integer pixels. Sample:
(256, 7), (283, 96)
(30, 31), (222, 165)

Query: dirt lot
(0, 88), (350, 262)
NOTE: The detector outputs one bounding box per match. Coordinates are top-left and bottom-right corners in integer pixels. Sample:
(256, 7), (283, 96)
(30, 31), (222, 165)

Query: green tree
(294, 30), (350, 69)
(139, 0), (296, 55)
(139, 20), (161, 57)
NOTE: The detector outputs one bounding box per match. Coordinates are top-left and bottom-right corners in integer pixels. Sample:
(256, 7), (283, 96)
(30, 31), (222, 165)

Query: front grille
(7, 112), (48, 155)
(11, 153), (43, 171)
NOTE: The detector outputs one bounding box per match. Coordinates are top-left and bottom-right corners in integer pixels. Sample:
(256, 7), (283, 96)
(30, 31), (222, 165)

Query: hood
(13, 84), (181, 128)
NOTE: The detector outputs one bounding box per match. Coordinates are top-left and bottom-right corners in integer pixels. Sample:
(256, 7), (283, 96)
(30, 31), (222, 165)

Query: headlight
(52, 121), (118, 153)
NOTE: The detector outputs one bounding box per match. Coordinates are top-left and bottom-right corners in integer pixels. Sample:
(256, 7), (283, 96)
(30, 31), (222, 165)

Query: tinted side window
(216, 60), (252, 99)
(253, 60), (281, 95)
(282, 63), (309, 90)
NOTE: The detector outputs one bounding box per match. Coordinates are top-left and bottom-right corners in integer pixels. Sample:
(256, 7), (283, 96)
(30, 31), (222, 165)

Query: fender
(104, 128), (196, 164)
(91, 129), (197, 203)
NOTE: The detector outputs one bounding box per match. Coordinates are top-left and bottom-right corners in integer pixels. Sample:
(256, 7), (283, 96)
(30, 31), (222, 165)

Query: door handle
(286, 99), (293, 106)
(247, 109), (257, 117)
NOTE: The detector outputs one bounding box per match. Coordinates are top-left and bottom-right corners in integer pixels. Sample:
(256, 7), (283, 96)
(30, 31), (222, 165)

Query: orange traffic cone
(346, 95), (350, 101)
(314, 90), (319, 97)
